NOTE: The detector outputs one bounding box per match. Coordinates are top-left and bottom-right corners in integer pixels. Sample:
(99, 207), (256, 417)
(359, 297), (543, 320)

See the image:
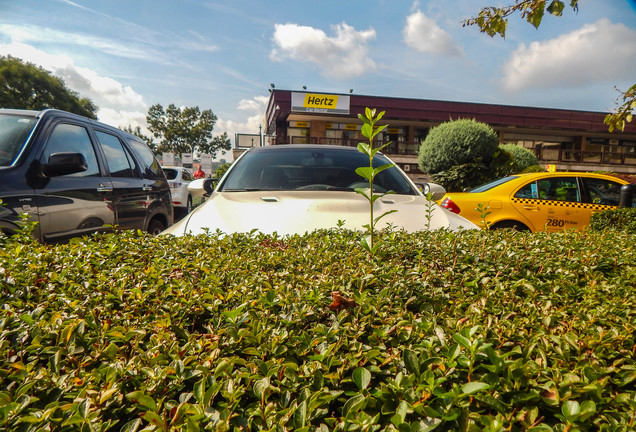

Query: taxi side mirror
(619, 184), (636, 208)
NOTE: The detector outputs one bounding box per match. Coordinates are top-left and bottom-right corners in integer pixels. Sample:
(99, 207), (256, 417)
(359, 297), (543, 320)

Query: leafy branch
(605, 84), (636, 132)
(355, 108), (396, 255)
(462, 0), (579, 37)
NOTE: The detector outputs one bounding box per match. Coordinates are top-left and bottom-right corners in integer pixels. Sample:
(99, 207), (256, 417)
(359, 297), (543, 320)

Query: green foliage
(431, 162), (490, 192)
(146, 104), (231, 157)
(355, 107), (396, 255)
(499, 143), (539, 173)
(428, 132), (513, 192)
(462, 0), (579, 38)
(418, 118), (499, 175)
(1, 227), (635, 431)
(214, 162), (232, 179)
(430, 156), (514, 193)
(605, 83), (636, 132)
(590, 208), (636, 234)
(0, 55), (97, 118)
(211, 132), (232, 155)
(521, 164), (545, 173)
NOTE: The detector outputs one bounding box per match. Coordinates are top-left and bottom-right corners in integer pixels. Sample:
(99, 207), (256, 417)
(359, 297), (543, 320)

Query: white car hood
(161, 190), (477, 237)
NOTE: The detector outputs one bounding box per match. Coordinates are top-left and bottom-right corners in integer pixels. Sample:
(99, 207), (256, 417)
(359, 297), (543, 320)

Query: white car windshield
(0, 114), (37, 166)
(220, 147), (417, 195)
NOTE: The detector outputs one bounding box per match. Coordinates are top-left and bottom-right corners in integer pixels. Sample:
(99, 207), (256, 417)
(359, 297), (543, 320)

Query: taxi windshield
(469, 176), (519, 193)
(0, 114), (37, 166)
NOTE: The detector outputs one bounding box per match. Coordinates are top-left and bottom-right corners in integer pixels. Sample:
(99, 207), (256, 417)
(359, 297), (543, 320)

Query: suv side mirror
(43, 152), (88, 177)
(619, 184), (636, 208)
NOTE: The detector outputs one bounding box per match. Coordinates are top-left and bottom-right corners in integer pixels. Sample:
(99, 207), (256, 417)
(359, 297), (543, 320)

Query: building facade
(250, 89), (636, 179)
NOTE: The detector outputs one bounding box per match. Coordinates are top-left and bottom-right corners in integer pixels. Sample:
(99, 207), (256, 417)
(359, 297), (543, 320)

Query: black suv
(0, 108), (173, 242)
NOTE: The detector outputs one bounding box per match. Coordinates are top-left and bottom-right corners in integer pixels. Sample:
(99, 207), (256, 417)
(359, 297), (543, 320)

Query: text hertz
(305, 96), (336, 107)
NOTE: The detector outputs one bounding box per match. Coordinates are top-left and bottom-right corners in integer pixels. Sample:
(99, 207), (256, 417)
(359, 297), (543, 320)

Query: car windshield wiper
(221, 187), (285, 192)
(324, 186), (354, 191)
(221, 188), (262, 192)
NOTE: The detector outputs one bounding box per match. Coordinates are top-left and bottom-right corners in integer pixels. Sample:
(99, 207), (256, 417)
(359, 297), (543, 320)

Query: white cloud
(97, 108), (148, 131)
(214, 95), (271, 159)
(217, 114), (262, 138)
(270, 22), (376, 79)
(237, 95), (269, 111)
(501, 18), (636, 92)
(0, 23), (157, 61)
(403, 10), (463, 56)
(0, 42), (148, 130)
(217, 96), (267, 139)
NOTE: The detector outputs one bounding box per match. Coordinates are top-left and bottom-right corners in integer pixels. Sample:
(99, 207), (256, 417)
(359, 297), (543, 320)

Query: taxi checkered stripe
(511, 197), (614, 210)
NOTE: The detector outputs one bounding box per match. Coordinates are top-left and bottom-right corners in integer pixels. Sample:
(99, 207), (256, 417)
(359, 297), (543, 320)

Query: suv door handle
(142, 185), (153, 191)
(97, 184), (113, 193)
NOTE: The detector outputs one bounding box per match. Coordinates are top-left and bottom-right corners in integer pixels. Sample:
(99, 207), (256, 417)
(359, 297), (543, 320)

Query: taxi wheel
(491, 220), (530, 232)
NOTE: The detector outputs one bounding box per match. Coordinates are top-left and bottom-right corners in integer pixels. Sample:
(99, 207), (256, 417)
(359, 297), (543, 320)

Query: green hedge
(1, 228), (635, 431)
(590, 208), (636, 234)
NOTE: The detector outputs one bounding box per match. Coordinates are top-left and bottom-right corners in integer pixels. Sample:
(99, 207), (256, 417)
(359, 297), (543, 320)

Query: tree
(463, 0), (634, 132)
(123, 125), (155, 149)
(418, 118), (499, 173)
(207, 132), (232, 157)
(146, 104), (231, 158)
(418, 119), (505, 191)
(499, 143), (540, 173)
(0, 56), (97, 119)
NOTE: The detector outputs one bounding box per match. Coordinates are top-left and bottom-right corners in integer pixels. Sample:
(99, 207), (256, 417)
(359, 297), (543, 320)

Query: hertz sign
(291, 92), (350, 115)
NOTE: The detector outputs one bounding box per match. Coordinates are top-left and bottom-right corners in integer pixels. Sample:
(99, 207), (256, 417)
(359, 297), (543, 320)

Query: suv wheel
(147, 218), (166, 235)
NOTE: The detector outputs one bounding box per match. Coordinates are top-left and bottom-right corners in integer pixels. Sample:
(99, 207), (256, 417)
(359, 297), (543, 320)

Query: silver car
(161, 145), (477, 237)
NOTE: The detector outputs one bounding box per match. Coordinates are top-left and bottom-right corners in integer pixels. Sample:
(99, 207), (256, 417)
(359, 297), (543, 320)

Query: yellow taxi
(439, 172), (630, 232)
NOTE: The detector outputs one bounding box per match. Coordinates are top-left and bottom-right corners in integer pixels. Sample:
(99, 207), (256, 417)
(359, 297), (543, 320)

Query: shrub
(590, 207), (636, 233)
(214, 162), (232, 179)
(521, 164), (545, 173)
(430, 146), (513, 193)
(1, 228), (635, 431)
(418, 118), (499, 174)
(499, 143), (539, 173)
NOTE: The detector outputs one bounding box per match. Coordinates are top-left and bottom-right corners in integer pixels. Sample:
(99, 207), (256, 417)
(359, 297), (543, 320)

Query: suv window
(41, 123), (100, 177)
(127, 138), (162, 179)
(581, 177), (623, 206)
(95, 131), (138, 178)
(163, 168), (178, 180)
(182, 169), (194, 181)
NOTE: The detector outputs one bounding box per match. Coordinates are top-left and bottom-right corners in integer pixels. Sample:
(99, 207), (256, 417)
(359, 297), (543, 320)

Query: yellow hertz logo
(304, 94), (339, 109)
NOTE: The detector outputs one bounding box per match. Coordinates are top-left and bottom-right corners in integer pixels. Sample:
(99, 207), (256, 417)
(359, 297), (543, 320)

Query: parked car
(0, 108), (173, 242)
(440, 172), (630, 232)
(161, 145), (477, 237)
(161, 166), (194, 215)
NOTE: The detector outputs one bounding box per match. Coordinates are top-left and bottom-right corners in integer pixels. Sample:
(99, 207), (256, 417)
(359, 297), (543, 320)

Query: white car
(161, 166), (195, 215)
(161, 145), (477, 237)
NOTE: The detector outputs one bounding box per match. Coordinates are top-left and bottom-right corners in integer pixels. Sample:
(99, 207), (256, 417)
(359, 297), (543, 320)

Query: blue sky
(1, 0), (635, 159)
